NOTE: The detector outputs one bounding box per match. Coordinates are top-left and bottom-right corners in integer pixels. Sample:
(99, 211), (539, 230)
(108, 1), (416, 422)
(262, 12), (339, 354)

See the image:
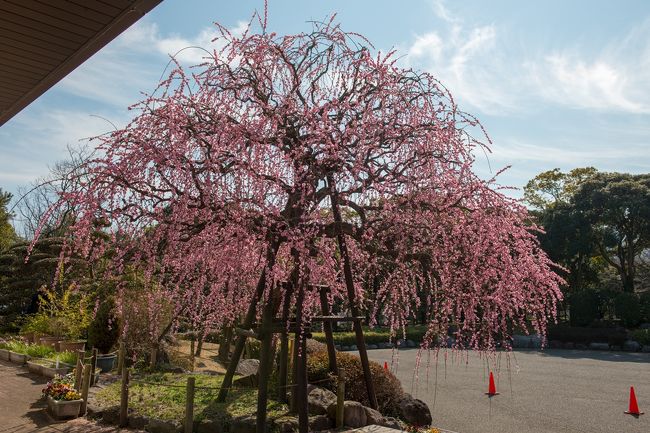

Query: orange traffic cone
(485, 371), (499, 396)
(384, 361), (389, 371)
(625, 386), (644, 416)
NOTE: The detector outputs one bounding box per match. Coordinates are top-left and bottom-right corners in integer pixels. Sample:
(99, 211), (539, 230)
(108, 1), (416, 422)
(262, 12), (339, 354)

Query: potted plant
(42, 374), (83, 419)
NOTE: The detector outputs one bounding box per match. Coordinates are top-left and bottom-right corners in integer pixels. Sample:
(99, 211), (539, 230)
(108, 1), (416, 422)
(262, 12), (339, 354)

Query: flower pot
(39, 336), (60, 349)
(26, 360), (44, 375)
(9, 351), (29, 365)
(57, 340), (86, 352)
(95, 353), (117, 373)
(47, 396), (82, 419)
(0, 348), (10, 361)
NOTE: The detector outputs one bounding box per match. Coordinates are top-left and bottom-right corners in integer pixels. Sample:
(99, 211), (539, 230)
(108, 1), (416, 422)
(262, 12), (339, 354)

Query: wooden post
(256, 283), (280, 433)
(277, 281), (294, 403)
(336, 368), (346, 428)
(80, 364), (91, 415)
(189, 336), (195, 372)
(119, 368), (129, 427)
(117, 341), (125, 375)
(297, 333), (309, 433)
(327, 174), (378, 410)
(184, 376), (195, 433)
(90, 348), (98, 386)
(319, 287), (338, 374)
(74, 350), (84, 391)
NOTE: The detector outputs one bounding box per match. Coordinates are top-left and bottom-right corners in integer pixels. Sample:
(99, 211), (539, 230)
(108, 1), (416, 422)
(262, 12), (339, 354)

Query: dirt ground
(169, 339), (227, 374)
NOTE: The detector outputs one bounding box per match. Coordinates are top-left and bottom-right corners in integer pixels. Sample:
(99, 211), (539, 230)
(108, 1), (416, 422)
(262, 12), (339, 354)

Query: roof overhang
(0, 0), (163, 126)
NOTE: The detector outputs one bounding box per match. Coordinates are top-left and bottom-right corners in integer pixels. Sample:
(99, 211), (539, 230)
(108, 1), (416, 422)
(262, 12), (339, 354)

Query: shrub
(306, 350), (404, 416)
(629, 329), (650, 346)
(305, 338), (327, 354)
(614, 292), (641, 328)
(24, 344), (55, 359)
(87, 299), (119, 353)
(569, 290), (600, 326)
(547, 325), (626, 346)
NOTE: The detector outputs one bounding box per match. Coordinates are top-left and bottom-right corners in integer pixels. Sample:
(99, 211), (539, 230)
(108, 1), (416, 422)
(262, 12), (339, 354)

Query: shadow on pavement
(526, 348), (650, 363)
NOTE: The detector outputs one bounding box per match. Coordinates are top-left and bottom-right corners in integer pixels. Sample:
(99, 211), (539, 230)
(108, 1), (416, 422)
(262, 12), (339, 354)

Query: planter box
(42, 362), (73, 378)
(39, 336), (60, 349)
(57, 340), (86, 353)
(9, 351), (29, 365)
(26, 360), (44, 375)
(47, 396), (82, 419)
(0, 348), (10, 361)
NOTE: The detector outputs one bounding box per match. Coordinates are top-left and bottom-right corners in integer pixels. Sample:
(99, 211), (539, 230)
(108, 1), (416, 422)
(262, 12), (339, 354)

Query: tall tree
(0, 188), (17, 251)
(573, 172), (650, 292)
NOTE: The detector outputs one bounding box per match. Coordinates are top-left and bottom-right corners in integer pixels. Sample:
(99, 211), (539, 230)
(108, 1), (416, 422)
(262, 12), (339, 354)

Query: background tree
(573, 172), (650, 293)
(0, 188), (18, 251)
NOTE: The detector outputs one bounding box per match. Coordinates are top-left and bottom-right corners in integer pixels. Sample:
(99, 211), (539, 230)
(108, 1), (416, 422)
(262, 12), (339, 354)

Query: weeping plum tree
(35, 12), (563, 426)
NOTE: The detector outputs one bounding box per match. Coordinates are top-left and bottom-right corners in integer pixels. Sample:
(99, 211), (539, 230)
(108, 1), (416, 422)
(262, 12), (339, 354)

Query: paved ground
(0, 359), (142, 433)
(367, 348), (650, 433)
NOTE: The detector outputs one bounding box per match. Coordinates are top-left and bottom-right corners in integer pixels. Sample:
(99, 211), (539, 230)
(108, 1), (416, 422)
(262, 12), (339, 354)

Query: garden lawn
(93, 372), (289, 424)
(312, 325), (429, 346)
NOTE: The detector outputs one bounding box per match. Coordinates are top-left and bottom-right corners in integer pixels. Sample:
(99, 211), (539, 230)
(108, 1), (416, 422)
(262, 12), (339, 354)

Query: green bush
(569, 290), (600, 326)
(24, 343), (55, 359)
(312, 325), (428, 347)
(307, 350), (404, 416)
(614, 292), (642, 328)
(639, 292), (650, 323)
(629, 329), (650, 346)
(547, 325), (626, 346)
(87, 300), (119, 353)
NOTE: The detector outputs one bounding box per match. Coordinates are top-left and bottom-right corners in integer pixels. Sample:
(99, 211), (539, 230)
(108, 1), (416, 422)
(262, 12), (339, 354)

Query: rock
(101, 406), (120, 424)
(623, 340), (641, 352)
(235, 359), (260, 376)
(85, 404), (103, 420)
(382, 417), (404, 429)
(128, 415), (148, 430)
(548, 340), (562, 349)
(575, 343), (588, 350)
(197, 419), (224, 433)
(231, 415), (258, 433)
(233, 374), (258, 388)
(364, 406), (384, 425)
(309, 414), (333, 431)
(308, 387), (337, 415)
(274, 416), (298, 433)
(147, 419), (182, 433)
(589, 342), (609, 350)
(562, 342), (575, 349)
(343, 401), (367, 428)
(398, 393), (432, 427)
(406, 340), (417, 348)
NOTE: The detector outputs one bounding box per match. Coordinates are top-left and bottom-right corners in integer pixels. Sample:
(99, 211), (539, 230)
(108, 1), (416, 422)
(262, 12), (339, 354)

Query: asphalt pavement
(366, 348), (650, 433)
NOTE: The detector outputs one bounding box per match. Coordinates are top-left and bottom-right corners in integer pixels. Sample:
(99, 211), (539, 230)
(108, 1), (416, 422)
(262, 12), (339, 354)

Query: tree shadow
(529, 348), (650, 364)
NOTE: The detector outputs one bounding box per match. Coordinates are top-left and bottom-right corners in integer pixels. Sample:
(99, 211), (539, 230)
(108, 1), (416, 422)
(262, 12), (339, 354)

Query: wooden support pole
(184, 376), (195, 433)
(74, 350), (84, 391)
(327, 174), (378, 410)
(90, 348), (98, 386)
(336, 368), (346, 428)
(80, 364), (91, 415)
(255, 302), (276, 433)
(297, 333), (308, 433)
(117, 341), (125, 375)
(217, 240), (279, 403)
(319, 287), (338, 374)
(277, 281), (294, 403)
(119, 368), (129, 427)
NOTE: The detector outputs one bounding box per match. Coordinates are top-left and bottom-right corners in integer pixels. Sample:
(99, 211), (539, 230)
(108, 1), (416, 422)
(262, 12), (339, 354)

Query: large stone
(623, 340), (641, 352)
(309, 414), (333, 431)
(197, 419), (225, 433)
(101, 406), (120, 424)
(274, 416), (298, 433)
(308, 387), (337, 415)
(128, 415), (148, 430)
(363, 406), (384, 425)
(382, 417), (404, 429)
(235, 359), (260, 376)
(398, 394), (432, 427)
(343, 401), (367, 428)
(147, 419), (182, 433)
(231, 415), (258, 433)
(589, 342), (610, 350)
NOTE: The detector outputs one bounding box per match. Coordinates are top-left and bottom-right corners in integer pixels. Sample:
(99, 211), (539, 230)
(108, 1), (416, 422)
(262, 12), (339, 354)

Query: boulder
(235, 359), (260, 376)
(274, 416), (298, 433)
(308, 387), (337, 415)
(101, 406), (120, 424)
(309, 414), (333, 431)
(231, 415), (257, 433)
(382, 417), (404, 430)
(128, 415), (148, 430)
(363, 406), (384, 425)
(406, 340), (417, 348)
(147, 419), (182, 433)
(589, 342), (609, 350)
(398, 394), (432, 427)
(197, 419), (225, 433)
(343, 401), (367, 428)
(623, 340), (640, 352)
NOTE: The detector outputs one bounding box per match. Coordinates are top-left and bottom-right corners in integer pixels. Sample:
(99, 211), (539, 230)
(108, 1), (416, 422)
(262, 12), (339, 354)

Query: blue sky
(2, 0), (650, 210)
